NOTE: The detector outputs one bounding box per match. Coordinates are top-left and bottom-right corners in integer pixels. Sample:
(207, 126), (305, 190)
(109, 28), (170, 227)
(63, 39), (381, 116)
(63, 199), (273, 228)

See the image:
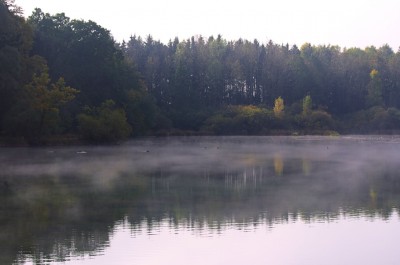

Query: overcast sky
(14, 0), (400, 49)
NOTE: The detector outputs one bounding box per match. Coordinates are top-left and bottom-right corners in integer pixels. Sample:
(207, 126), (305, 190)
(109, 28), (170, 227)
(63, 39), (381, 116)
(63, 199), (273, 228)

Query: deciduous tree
(273, 97), (285, 118)
(5, 66), (78, 143)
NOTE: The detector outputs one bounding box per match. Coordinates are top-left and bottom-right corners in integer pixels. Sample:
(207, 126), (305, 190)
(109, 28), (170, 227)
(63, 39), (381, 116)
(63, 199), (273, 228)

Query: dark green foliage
(3, 0), (400, 143)
(297, 110), (335, 131)
(126, 36), (400, 134)
(0, 4), (158, 143)
(366, 69), (384, 107)
(28, 9), (141, 105)
(25, 9), (157, 134)
(204, 104), (337, 135)
(343, 107), (400, 133)
(0, 0), (34, 131)
(77, 100), (132, 143)
(27, 9), (157, 136)
(4, 67), (78, 144)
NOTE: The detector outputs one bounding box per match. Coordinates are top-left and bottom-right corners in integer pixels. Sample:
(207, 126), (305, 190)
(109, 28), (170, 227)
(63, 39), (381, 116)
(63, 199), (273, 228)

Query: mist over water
(3, 135), (400, 177)
(1, 136), (400, 264)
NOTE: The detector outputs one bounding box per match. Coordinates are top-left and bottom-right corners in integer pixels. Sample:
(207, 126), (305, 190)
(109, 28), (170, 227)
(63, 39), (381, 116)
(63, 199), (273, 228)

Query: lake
(1, 136), (400, 265)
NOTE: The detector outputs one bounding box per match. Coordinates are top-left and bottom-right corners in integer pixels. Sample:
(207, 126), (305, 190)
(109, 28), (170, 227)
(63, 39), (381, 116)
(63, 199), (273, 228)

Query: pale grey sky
(15, 0), (400, 49)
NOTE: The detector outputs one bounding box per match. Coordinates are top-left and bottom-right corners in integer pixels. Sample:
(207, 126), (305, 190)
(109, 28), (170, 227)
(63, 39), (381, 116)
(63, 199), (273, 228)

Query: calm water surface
(1, 136), (400, 265)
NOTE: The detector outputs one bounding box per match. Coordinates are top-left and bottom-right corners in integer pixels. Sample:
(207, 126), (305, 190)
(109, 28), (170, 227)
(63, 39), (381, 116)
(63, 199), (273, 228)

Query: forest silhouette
(2, 0), (400, 145)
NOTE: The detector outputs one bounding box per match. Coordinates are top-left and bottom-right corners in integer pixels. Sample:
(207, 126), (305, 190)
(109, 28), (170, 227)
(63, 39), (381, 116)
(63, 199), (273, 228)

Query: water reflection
(273, 153), (284, 176)
(1, 136), (400, 264)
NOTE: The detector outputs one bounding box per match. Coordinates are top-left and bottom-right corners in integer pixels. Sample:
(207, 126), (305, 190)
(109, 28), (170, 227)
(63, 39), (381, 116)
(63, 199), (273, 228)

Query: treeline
(2, 0), (400, 145)
(123, 35), (400, 134)
(0, 1), (158, 144)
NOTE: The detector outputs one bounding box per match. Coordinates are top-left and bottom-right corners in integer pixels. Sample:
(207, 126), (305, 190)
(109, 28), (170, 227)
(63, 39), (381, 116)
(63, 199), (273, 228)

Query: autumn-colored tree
(273, 97), (284, 118)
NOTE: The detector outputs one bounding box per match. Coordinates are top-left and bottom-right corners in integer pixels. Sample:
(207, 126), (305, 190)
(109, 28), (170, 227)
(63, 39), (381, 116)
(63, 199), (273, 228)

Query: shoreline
(3, 129), (400, 147)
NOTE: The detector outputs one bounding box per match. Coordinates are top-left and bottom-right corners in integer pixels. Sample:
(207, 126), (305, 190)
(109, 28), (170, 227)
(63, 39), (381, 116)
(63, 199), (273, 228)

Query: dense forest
(2, 0), (400, 145)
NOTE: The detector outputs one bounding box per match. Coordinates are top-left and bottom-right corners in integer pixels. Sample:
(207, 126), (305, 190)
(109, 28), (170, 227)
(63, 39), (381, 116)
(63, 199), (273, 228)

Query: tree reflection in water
(1, 136), (400, 264)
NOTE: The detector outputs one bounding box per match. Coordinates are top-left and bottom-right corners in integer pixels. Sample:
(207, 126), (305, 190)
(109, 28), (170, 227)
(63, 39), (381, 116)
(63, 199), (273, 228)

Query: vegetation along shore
(2, 0), (400, 145)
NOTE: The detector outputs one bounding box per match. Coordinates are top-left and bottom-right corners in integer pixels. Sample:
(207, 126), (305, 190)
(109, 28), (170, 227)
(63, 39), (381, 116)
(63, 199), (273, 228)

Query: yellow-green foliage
(26, 72), (78, 114)
(273, 97), (285, 118)
(235, 105), (266, 117)
(203, 105), (273, 135)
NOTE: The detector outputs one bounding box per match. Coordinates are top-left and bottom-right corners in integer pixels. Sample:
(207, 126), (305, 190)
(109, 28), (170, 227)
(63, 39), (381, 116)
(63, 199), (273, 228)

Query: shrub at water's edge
(77, 100), (132, 143)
